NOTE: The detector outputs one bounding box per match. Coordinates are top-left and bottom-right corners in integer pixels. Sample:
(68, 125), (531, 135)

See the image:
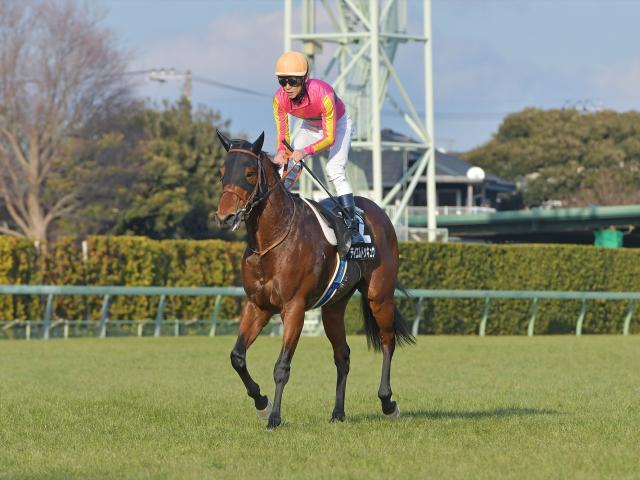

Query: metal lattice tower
(284, 0), (436, 240)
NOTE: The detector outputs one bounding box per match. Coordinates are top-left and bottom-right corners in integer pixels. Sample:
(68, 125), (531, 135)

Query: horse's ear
(216, 129), (232, 152)
(251, 132), (264, 155)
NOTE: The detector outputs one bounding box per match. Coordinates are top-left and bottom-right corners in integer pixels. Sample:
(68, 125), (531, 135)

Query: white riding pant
(290, 114), (353, 197)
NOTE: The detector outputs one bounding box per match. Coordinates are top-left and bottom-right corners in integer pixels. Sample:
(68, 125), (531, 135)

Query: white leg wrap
(256, 400), (273, 420)
(384, 403), (401, 420)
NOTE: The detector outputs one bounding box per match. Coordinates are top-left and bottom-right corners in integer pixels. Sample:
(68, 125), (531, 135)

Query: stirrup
(350, 227), (366, 245)
(338, 230), (352, 258)
(349, 215), (366, 245)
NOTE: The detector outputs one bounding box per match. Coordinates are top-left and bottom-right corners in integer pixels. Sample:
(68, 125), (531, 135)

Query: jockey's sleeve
(273, 96), (290, 153)
(303, 93), (337, 155)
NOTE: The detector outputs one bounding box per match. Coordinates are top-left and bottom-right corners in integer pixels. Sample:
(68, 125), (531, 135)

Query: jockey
(272, 50), (365, 245)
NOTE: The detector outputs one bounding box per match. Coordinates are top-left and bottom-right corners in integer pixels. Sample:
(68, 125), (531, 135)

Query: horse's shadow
(348, 406), (559, 422)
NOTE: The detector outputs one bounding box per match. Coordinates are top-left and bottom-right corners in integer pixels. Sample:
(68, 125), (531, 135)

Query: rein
(251, 200), (296, 257)
(227, 148), (296, 256)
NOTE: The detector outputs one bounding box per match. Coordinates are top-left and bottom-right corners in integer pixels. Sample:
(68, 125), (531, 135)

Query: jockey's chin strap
(227, 148), (296, 256)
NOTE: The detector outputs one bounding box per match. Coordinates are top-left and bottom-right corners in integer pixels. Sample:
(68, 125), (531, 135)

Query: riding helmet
(275, 51), (309, 76)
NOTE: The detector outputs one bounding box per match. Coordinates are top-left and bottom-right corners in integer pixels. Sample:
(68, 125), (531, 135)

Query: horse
(215, 130), (414, 429)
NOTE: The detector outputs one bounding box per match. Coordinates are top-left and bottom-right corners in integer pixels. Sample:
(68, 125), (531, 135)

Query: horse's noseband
(224, 148), (282, 224)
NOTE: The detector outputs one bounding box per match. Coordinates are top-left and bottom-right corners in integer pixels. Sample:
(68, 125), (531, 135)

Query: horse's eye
(244, 166), (257, 185)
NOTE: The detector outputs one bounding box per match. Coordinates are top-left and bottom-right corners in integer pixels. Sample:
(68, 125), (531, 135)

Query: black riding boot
(338, 193), (366, 245)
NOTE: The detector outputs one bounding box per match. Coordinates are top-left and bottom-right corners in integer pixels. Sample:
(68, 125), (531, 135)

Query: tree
(0, 0), (130, 242)
(70, 99), (237, 240)
(57, 99), (147, 237)
(463, 108), (640, 207)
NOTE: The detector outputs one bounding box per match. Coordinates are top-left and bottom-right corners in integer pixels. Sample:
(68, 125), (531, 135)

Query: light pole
(148, 68), (192, 103)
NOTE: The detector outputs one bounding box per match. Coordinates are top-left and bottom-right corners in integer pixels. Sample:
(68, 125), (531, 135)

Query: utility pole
(149, 68), (192, 103)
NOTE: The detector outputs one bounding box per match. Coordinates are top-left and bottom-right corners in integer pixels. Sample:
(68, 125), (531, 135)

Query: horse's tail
(361, 282), (416, 352)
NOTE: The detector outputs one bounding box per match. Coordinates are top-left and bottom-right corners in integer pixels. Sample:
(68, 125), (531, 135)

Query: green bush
(1, 237), (639, 335)
(0, 236), (244, 334)
(0, 237), (42, 323)
(160, 239), (239, 323)
(395, 242), (640, 335)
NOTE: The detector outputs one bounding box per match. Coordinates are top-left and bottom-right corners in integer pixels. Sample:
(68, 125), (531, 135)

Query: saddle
(306, 198), (353, 258)
(304, 197), (375, 261)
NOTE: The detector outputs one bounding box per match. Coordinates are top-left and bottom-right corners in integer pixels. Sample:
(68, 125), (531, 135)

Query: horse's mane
(259, 151), (283, 180)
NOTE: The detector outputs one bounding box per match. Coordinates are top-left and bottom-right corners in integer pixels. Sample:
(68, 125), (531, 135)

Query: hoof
(384, 403), (400, 420)
(330, 413), (345, 423)
(256, 400), (272, 420)
(267, 414), (281, 430)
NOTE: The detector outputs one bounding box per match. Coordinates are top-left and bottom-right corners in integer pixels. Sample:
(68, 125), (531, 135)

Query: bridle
(225, 148), (296, 256)
(224, 148), (281, 225)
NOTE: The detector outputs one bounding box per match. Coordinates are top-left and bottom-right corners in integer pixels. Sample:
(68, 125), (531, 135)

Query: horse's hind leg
(230, 301), (272, 418)
(366, 289), (401, 418)
(322, 296), (351, 422)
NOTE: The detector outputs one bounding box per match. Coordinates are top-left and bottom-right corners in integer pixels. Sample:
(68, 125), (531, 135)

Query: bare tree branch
(0, 225), (24, 238)
(0, 159), (29, 220)
(0, 126), (29, 170)
(0, 0), (131, 241)
(44, 192), (77, 224)
(0, 187), (30, 235)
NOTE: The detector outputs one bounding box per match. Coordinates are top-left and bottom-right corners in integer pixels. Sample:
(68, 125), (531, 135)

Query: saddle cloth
(301, 197), (378, 308)
(301, 197), (376, 261)
(301, 197), (337, 245)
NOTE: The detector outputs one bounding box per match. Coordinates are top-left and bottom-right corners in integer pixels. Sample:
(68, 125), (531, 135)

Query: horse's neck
(247, 171), (294, 250)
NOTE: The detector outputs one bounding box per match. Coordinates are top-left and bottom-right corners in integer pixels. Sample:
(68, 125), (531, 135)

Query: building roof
(409, 204), (640, 245)
(310, 129), (515, 192)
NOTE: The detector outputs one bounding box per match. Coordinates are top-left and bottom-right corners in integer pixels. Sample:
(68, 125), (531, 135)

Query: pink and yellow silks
(272, 79), (346, 155)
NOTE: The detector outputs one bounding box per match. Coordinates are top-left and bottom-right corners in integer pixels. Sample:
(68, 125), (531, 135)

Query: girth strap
(312, 253), (348, 309)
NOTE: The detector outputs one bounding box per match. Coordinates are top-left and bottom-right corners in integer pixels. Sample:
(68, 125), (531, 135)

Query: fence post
(98, 295), (110, 338)
(209, 295), (222, 337)
(412, 298), (425, 336)
(174, 318), (179, 337)
(479, 296), (490, 337)
(64, 320), (69, 340)
(576, 298), (587, 336)
(527, 298), (539, 337)
(154, 295), (166, 337)
(42, 294), (54, 340)
(26, 321), (31, 341)
(623, 300), (635, 336)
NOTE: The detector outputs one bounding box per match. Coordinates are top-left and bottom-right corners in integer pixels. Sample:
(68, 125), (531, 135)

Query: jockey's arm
(303, 94), (337, 156)
(272, 96), (290, 163)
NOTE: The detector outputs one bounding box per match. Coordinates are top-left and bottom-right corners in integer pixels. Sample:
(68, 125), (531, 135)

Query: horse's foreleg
(322, 296), (351, 422)
(370, 298), (400, 418)
(230, 301), (272, 416)
(268, 298), (305, 429)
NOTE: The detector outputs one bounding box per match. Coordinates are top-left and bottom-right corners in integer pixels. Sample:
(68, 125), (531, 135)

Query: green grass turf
(0, 336), (638, 479)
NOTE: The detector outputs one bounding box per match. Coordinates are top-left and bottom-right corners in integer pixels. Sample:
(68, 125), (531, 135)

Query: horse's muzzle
(216, 212), (234, 228)
(216, 212), (242, 231)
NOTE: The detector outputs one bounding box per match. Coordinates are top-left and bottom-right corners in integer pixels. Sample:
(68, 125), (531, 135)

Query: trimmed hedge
(0, 237), (42, 322)
(0, 236), (639, 335)
(0, 236), (244, 329)
(398, 242), (640, 335)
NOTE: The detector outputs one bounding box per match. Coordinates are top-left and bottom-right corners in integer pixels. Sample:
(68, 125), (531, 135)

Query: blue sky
(101, 0), (640, 152)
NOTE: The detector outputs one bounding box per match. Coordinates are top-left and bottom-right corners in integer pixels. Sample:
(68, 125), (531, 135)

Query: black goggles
(278, 76), (304, 87)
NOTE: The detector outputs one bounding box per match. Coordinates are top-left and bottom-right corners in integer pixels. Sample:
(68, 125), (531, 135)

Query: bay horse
(215, 130), (414, 429)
